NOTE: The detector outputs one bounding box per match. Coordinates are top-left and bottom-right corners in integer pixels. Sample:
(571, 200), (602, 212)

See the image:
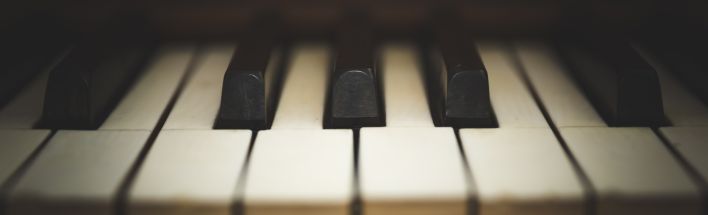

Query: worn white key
(458, 42), (584, 215)
(127, 44), (253, 215)
(127, 130), (251, 215)
(360, 43), (468, 215)
(244, 44), (353, 215)
(515, 41), (702, 215)
(163, 44), (236, 130)
(7, 45), (197, 215)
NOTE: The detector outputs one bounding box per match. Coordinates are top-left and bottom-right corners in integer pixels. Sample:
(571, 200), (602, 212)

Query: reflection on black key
(324, 22), (385, 128)
(425, 27), (496, 128)
(555, 38), (664, 126)
(0, 17), (68, 107)
(216, 17), (285, 130)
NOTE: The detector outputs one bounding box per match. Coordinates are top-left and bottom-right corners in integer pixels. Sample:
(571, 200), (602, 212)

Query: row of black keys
(216, 32), (706, 129)
(1, 28), (707, 130)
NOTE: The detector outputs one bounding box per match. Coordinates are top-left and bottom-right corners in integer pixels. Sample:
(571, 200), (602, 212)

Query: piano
(1, 0), (707, 214)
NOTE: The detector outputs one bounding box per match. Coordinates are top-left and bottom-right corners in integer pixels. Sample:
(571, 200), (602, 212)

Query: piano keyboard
(0, 39), (707, 215)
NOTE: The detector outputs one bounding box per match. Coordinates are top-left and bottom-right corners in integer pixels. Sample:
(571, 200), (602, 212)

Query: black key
(555, 37), (665, 126)
(0, 17), (68, 108)
(324, 21), (385, 128)
(40, 17), (155, 129)
(216, 16), (286, 130)
(424, 26), (496, 128)
(40, 42), (154, 129)
(215, 38), (286, 129)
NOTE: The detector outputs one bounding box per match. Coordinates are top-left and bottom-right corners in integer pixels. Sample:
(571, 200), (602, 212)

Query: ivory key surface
(458, 41), (584, 215)
(243, 44), (353, 215)
(360, 43), (468, 215)
(163, 44), (236, 130)
(128, 130), (252, 215)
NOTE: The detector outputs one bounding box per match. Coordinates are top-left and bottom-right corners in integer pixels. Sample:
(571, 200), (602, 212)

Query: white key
(460, 128), (584, 215)
(245, 129), (352, 215)
(660, 127), (708, 182)
(513, 42), (605, 127)
(0, 66), (54, 185)
(101, 45), (199, 130)
(0, 130), (49, 185)
(360, 127), (467, 215)
(381, 44), (434, 127)
(127, 44), (253, 215)
(636, 44), (708, 190)
(515, 41), (702, 215)
(269, 44), (329, 129)
(458, 42), (584, 215)
(561, 127), (701, 215)
(127, 130), (251, 215)
(8, 130), (150, 215)
(478, 42), (547, 128)
(244, 44), (353, 215)
(163, 44), (236, 130)
(7, 45), (197, 215)
(360, 43), (468, 215)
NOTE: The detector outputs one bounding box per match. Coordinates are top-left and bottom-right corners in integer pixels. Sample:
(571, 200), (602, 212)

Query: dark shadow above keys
(424, 24), (497, 128)
(215, 17), (286, 130)
(39, 16), (156, 130)
(324, 18), (385, 128)
(555, 36), (665, 126)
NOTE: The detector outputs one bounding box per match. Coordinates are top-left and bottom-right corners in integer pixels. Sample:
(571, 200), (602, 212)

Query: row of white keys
(358, 43), (468, 215)
(636, 45), (708, 186)
(460, 42), (584, 215)
(243, 43), (353, 215)
(515, 41), (701, 215)
(127, 44), (253, 215)
(6, 45), (198, 215)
